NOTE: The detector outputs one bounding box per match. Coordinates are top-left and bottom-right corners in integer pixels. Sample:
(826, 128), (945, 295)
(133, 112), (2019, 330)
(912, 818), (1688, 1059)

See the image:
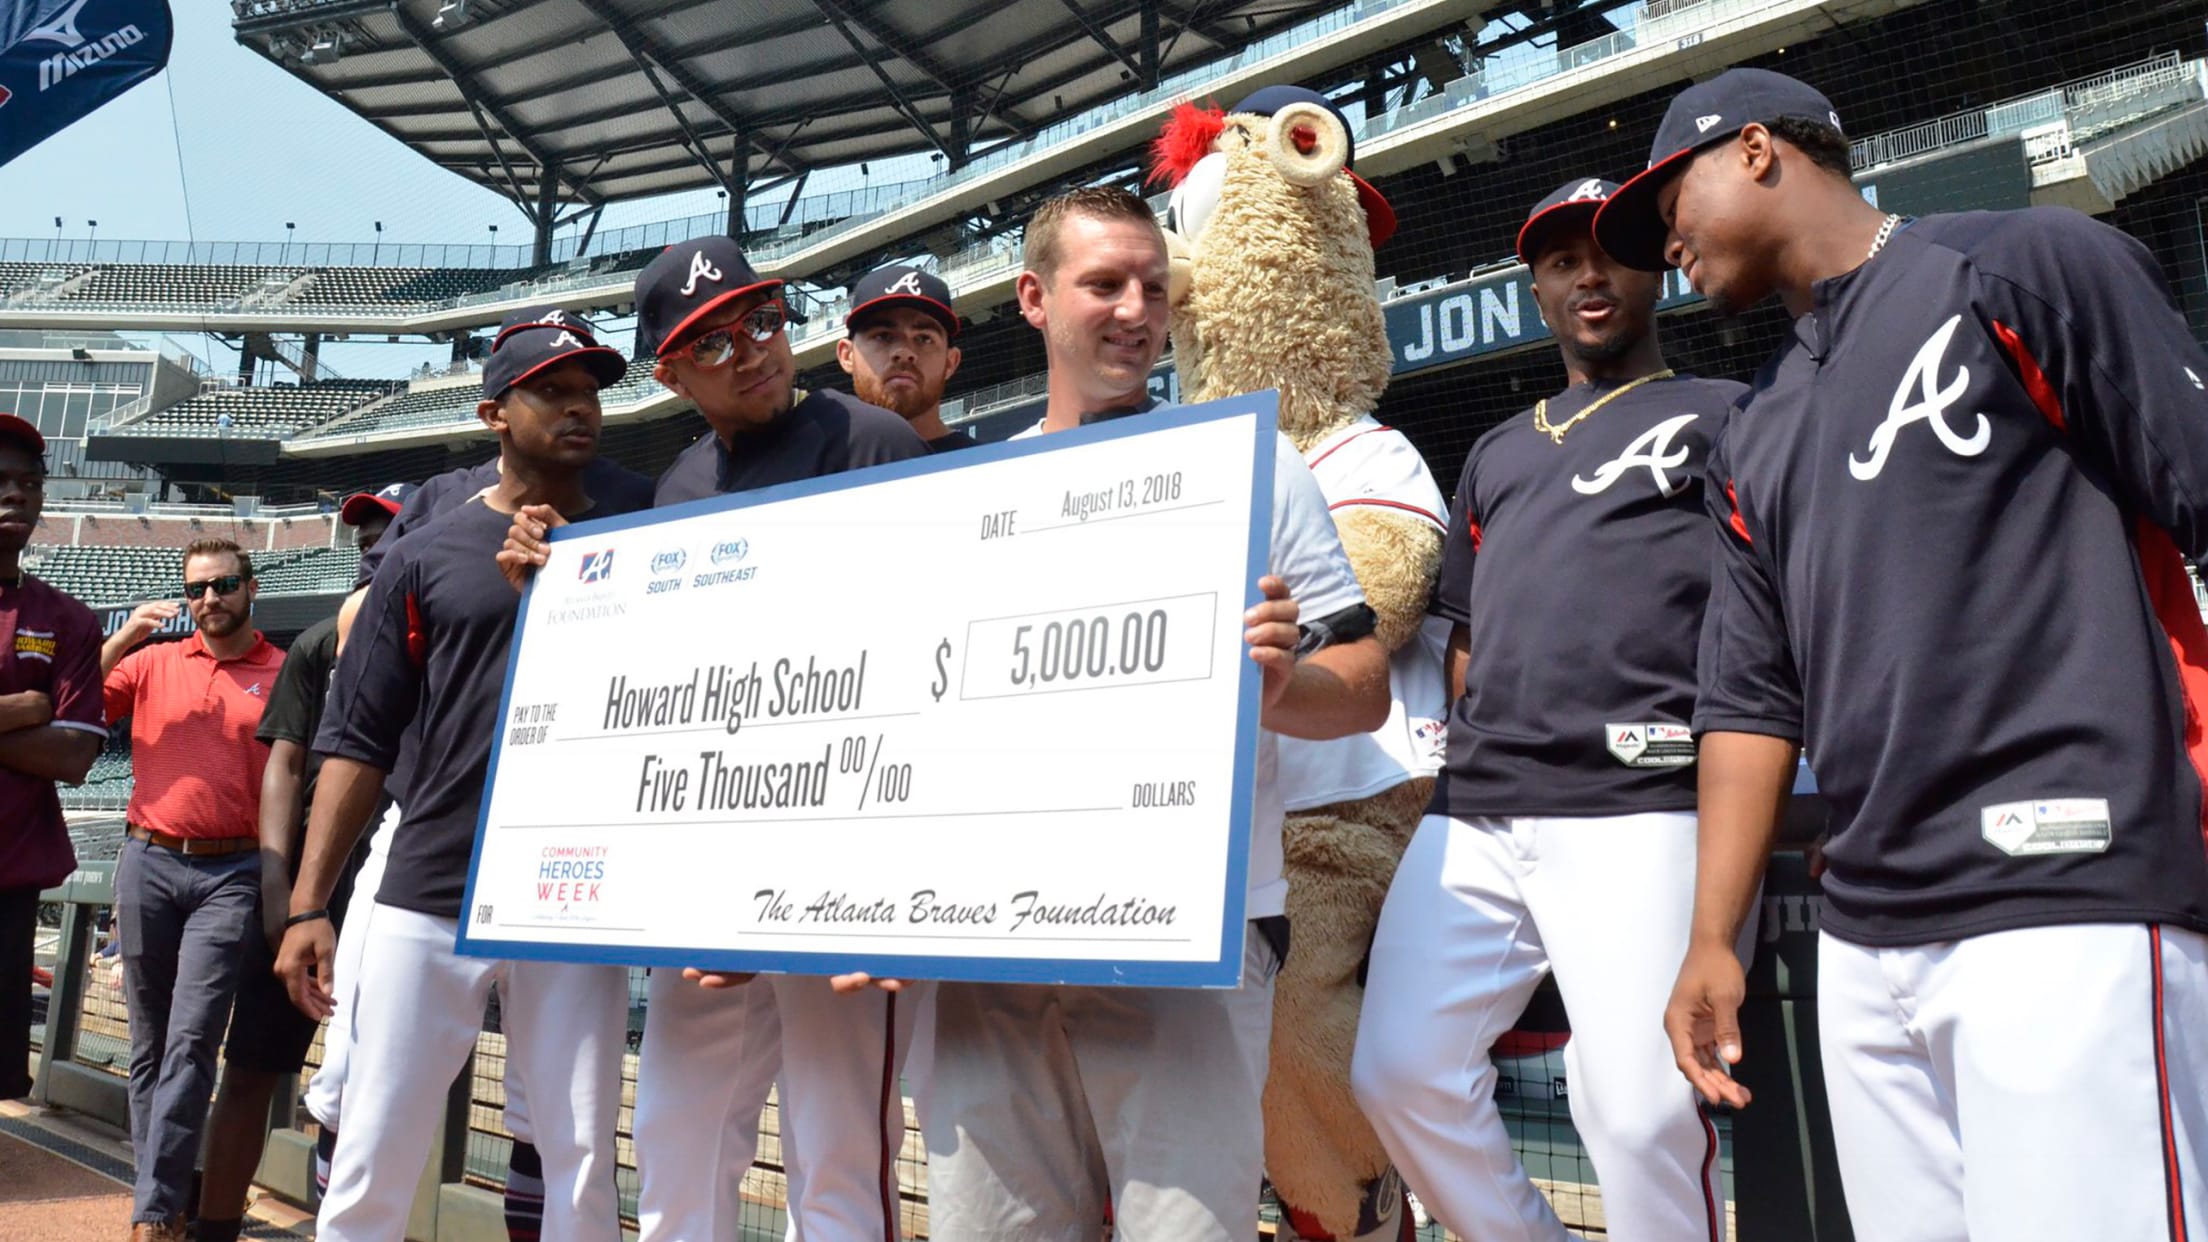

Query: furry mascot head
(1152, 89), (1446, 1242)
(1151, 86), (1397, 452)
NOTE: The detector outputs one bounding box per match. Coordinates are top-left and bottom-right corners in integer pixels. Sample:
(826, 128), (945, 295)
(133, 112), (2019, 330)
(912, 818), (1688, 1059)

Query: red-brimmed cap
(1515, 177), (1622, 265)
(634, 236), (784, 359)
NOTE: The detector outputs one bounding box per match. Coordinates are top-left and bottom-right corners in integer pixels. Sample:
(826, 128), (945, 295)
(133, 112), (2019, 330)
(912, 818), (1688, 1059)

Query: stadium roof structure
(231, 0), (1359, 226)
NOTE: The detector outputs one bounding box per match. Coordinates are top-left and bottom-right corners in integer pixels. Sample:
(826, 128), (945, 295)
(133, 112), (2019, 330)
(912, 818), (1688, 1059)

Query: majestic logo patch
(1695, 114), (1724, 134)
(1981, 798), (2112, 856)
(577, 549), (616, 583)
(1572, 413), (1700, 498)
(680, 251), (723, 297)
(1850, 314), (1992, 481)
(884, 270), (927, 296)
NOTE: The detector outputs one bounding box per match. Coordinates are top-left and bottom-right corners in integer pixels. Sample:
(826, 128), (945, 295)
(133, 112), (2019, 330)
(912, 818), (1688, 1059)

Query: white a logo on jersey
(1572, 413), (1700, 499)
(885, 270), (926, 296)
(1849, 314), (1992, 482)
(680, 251), (723, 297)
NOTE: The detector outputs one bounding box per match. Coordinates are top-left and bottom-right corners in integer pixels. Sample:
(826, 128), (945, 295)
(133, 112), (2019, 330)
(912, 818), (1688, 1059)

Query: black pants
(1, 883), (41, 1100)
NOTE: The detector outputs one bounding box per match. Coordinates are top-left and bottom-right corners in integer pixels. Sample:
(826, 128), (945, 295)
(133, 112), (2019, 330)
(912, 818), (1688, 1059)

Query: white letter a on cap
(681, 251), (724, 297)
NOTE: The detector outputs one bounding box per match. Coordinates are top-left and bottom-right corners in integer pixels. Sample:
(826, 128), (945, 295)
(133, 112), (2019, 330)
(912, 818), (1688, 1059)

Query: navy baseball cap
(1231, 85), (1397, 247)
(340, 481), (418, 526)
(0, 413), (44, 457)
(481, 305), (628, 398)
(1593, 68), (1845, 271)
(846, 265), (960, 339)
(1516, 177), (1621, 265)
(635, 236), (784, 359)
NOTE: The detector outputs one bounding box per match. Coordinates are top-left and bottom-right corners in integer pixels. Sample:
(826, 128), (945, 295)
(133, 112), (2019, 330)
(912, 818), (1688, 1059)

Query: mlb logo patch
(577, 550), (616, 583)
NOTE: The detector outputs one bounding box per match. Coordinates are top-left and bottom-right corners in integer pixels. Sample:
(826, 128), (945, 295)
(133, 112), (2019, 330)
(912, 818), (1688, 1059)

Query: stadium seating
(300, 368), (659, 441)
(62, 736), (135, 816)
(112, 379), (399, 438)
(27, 544), (360, 606)
(288, 266), (519, 310)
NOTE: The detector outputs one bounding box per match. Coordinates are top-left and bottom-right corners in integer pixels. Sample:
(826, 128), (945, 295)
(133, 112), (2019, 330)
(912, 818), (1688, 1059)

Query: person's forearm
(0, 726), (100, 784)
(99, 626), (145, 676)
(1263, 636), (1390, 740)
(1689, 730), (1799, 947)
(293, 757), (387, 913)
(258, 740), (307, 861)
(335, 587), (367, 656)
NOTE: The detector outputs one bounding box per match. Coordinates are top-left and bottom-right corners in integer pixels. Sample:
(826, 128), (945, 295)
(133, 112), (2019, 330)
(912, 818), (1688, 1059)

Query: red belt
(128, 825), (257, 857)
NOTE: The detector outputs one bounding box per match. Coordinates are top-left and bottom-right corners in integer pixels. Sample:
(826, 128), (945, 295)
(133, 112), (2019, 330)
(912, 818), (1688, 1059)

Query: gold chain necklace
(1532, 369), (1675, 444)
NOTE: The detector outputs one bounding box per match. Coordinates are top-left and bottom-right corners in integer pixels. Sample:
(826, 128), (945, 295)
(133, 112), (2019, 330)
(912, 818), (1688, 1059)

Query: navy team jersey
(1430, 373), (1745, 819)
(322, 493), (636, 918)
(654, 387), (925, 506)
(1699, 207), (2208, 946)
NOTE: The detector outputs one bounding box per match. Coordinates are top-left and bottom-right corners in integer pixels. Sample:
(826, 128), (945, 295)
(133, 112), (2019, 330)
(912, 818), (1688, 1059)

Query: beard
(855, 368), (943, 420)
(196, 604), (247, 638)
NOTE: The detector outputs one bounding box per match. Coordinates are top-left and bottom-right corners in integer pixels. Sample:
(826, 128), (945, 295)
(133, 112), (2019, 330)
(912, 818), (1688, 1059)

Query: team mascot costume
(1152, 86), (1449, 1242)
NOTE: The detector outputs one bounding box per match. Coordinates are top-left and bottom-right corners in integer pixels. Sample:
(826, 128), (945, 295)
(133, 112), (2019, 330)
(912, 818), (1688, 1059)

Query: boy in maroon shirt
(0, 412), (106, 1099)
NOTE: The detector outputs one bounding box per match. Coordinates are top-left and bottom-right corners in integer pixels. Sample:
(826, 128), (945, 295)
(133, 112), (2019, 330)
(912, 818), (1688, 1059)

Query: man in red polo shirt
(0, 412), (106, 1101)
(101, 537), (284, 1242)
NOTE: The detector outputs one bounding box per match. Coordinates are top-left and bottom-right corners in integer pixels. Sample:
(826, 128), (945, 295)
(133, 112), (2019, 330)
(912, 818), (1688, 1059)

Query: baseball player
(839, 264), (976, 452)
(275, 310), (641, 1242)
(826, 185), (1390, 1242)
(190, 487), (406, 1242)
(1592, 68), (2208, 1239)
(501, 236), (930, 1242)
(1350, 177), (1746, 1242)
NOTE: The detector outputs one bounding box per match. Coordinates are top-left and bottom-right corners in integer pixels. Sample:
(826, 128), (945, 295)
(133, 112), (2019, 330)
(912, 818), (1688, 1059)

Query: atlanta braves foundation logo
(1572, 413), (1700, 498)
(1850, 314), (1991, 481)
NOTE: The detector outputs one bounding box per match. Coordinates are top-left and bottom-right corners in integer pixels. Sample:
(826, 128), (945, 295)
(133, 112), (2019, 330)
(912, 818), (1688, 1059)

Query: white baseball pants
(303, 802), (537, 1143)
(315, 904), (626, 1242)
(1818, 922), (2206, 1241)
(1352, 812), (1725, 1242)
(633, 971), (934, 1242)
(303, 799), (398, 1132)
(923, 932), (1278, 1242)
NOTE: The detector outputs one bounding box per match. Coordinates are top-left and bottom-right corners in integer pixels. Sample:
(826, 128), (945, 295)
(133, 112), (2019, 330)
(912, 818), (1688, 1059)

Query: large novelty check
(457, 394), (1278, 987)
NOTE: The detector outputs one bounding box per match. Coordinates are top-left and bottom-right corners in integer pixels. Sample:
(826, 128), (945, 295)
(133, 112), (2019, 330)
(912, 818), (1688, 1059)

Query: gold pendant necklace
(1532, 369), (1675, 444)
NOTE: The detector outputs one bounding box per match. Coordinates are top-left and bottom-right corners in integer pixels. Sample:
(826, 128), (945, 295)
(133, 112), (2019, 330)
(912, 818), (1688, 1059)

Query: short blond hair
(1023, 185), (1164, 284)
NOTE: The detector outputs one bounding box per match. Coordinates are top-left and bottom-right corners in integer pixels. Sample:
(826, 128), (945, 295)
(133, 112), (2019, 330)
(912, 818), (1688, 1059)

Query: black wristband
(283, 908), (330, 929)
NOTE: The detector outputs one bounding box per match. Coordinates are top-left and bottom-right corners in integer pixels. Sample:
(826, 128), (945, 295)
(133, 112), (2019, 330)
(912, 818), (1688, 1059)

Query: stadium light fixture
(433, 0), (471, 31)
(87, 220), (97, 244)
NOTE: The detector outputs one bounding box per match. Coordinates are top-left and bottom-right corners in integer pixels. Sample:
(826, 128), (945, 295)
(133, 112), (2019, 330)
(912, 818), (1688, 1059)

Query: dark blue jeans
(116, 836), (258, 1224)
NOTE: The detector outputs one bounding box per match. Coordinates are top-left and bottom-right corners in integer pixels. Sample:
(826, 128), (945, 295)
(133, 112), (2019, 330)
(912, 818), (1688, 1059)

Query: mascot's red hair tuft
(1148, 101), (1226, 186)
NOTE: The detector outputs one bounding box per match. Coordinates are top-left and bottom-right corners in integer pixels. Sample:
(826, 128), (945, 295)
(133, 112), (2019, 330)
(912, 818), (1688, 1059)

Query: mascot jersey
(1278, 415), (1451, 811)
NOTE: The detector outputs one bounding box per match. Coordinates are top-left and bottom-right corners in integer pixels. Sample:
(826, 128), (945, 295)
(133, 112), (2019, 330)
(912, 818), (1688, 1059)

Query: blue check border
(457, 391), (1280, 988)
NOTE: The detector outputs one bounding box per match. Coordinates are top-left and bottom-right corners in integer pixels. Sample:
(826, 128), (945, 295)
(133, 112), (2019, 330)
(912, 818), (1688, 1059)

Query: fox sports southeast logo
(710, 538), (750, 565)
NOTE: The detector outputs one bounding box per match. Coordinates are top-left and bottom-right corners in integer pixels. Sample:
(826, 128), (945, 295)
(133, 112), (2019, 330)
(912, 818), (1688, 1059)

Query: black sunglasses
(183, 575), (245, 600)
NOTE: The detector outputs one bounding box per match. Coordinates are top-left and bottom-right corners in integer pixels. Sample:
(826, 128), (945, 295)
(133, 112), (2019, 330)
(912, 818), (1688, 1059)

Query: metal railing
(1850, 52), (2199, 172)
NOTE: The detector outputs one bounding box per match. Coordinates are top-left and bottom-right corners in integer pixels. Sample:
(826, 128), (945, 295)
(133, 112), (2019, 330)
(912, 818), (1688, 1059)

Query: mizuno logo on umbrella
(25, 0), (92, 47)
